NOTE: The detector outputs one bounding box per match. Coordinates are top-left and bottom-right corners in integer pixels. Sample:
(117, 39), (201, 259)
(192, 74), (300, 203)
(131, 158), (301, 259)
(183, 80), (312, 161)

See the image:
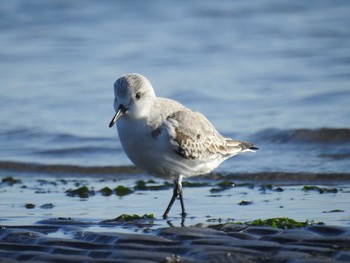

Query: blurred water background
(1, 0), (350, 174)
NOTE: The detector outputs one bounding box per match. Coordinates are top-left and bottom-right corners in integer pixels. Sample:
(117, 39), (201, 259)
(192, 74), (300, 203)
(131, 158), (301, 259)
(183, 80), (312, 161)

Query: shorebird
(109, 73), (258, 218)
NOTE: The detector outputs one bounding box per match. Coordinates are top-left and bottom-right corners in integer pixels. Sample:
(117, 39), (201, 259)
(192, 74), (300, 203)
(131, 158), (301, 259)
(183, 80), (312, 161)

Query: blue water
(1, 0), (350, 174)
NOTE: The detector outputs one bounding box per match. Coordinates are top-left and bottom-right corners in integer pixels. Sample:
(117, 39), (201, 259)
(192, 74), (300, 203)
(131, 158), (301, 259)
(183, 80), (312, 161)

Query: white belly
(116, 118), (224, 179)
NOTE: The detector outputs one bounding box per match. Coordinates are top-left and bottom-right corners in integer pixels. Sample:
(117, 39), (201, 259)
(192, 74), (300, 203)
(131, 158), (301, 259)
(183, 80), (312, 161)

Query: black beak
(109, 104), (127, 128)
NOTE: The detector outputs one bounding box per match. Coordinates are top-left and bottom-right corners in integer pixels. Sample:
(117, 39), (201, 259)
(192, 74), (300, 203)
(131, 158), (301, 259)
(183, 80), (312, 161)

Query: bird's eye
(135, 92), (141, 100)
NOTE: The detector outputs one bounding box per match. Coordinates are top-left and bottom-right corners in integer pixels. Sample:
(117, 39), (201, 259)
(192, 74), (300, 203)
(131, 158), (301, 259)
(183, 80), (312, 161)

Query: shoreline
(1, 163), (349, 262)
(1, 160), (350, 184)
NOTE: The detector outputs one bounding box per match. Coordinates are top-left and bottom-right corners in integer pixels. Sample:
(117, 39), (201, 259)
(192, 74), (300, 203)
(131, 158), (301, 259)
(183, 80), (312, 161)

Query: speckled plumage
(109, 73), (257, 217)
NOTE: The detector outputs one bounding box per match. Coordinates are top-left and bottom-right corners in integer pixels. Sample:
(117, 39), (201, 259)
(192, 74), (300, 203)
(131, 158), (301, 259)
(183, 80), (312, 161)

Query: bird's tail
(226, 139), (259, 154)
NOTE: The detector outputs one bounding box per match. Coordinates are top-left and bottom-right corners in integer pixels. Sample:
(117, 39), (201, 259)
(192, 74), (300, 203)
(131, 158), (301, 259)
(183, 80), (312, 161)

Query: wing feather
(164, 110), (251, 160)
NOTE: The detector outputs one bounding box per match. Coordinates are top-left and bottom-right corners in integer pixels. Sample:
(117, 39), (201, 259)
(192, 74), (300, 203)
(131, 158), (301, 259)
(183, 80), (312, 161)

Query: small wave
(292, 90), (350, 105)
(0, 161), (139, 175)
(0, 128), (47, 140)
(0, 128), (114, 144)
(1, 161), (349, 183)
(34, 147), (117, 156)
(253, 128), (350, 143)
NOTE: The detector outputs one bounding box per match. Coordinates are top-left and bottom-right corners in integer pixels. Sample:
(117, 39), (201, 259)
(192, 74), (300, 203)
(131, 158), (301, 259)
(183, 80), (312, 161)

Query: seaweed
(114, 185), (133, 196)
(100, 213), (155, 227)
(208, 217), (319, 229)
(246, 217), (315, 229)
(1, 176), (22, 186)
(66, 186), (93, 198)
(323, 209), (345, 213)
(100, 187), (113, 196)
(239, 200), (253, 206)
(146, 179), (156, 184)
(114, 213), (154, 222)
(134, 180), (147, 190)
(25, 203), (35, 209)
(303, 185), (338, 194)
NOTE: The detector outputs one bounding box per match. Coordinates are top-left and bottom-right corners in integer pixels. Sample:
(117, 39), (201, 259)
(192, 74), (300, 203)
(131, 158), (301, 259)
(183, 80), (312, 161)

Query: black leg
(178, 188), (186, 217)
(162, 175), (186, 219)
(163, 185), (178, 219)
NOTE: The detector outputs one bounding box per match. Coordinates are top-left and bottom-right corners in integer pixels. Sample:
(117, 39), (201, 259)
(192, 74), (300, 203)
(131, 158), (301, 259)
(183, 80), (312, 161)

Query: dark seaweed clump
(246, 218), (315, 229)
(101, 214), (155, 225)
(115, 213), (154, 221)
(25, 203), (35, 209)
(1, 176), (22, 186)
(303, 185), (338, 194)
(239, 200), (253, 206)
(66, 186), (93, 198)
(114, 185), (133, 196)
(323, 209), (345, 213)
(208, 217), (320, 229)
(100, 187), (113, 196)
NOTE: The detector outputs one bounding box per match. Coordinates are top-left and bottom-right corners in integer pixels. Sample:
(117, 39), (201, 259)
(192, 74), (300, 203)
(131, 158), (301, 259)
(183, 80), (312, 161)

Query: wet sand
(1, 169), (349, 262)
(1, 219), (350, 262)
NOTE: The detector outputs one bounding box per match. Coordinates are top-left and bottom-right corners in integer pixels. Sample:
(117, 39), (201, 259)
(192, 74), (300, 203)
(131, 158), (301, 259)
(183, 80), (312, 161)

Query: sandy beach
(1, 215), (350, 262)
(1, 169), (349, 262)
(1, 1), (350, 261)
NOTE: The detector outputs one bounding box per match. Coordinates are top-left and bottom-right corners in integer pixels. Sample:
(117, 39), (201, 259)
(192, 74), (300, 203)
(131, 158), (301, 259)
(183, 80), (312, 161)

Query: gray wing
(164, 110), (249, 160)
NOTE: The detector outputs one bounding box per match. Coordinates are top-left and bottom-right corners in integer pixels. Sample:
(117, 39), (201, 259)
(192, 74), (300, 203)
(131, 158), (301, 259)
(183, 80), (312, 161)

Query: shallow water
(1, 174), (349, 230)
(1, 1), (350, 232)
(1, 0), (350, 174)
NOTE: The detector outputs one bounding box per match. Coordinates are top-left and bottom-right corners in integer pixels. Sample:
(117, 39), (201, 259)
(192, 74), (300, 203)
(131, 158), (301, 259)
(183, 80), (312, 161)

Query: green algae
(100, 187), (113, 196)
(115, 213), (155, 221)
(303, 185), (338, 194)
(114, 185), (133, 196)
(146, 179), (156, 184)
(246, 217), (315, 229)
(66, 186), (93, 198)
(208, 217), (318, 229)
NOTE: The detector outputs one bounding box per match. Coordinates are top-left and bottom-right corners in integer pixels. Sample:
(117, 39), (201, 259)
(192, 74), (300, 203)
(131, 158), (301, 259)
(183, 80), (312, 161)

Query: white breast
(117, 117), (223, 179)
